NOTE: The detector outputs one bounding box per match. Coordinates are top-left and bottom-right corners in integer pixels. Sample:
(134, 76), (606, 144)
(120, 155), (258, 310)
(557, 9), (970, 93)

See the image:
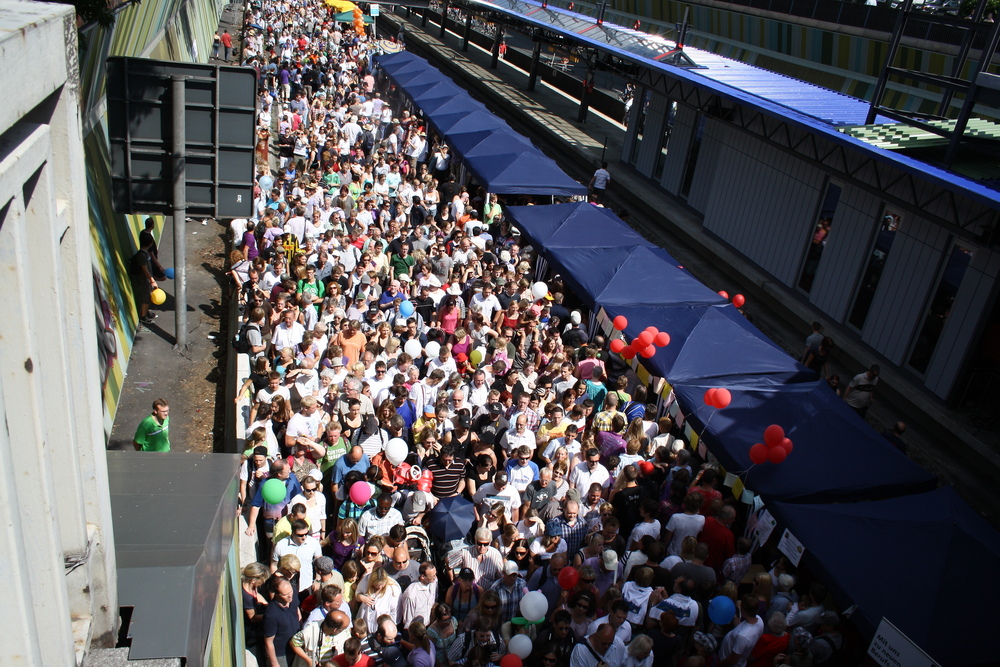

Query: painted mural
(79, 0), (225, 436)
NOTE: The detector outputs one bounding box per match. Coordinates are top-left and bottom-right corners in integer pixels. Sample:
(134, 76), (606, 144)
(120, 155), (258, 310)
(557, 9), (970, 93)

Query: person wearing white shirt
(473, 472), (522, 522)
(425, 349), (457, 376)
(271, 310), (305, 352)
(501, 416), (536, 456)
(717, 595), (765, 667)
(570, 625), (619, 667)
(272, 519), (323, 593)
(569, 449), (611, 492)
(465, 371), (491, 410)
(398, 563), (439, 627)
(586, 600), (632, 645)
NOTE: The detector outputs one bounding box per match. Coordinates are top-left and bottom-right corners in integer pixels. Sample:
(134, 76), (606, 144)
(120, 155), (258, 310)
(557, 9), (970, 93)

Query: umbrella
(428, 495), (476, 542)
(334, 11), (374, 23)
(248, 23), (264, 30)
(325, 0), (357, 11)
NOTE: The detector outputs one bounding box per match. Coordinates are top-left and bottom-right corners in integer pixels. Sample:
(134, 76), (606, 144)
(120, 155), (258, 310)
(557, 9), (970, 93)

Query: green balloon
(470, 348), (484, 366)
(262, 478), (286, 505)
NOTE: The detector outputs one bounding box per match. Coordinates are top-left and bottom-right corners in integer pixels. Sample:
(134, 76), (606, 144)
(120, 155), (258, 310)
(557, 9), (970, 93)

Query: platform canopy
(374, 51), (586, 196)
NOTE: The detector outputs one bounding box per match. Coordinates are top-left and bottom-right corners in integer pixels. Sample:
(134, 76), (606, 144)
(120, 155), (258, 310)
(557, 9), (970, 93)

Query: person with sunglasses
(534, 612), (578, 666)
(447, 527), (505, 590)
(271, 518), (323, 596)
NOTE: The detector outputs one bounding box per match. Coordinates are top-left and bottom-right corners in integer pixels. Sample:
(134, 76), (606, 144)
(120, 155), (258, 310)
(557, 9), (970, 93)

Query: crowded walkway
(229, 2), (844, 666)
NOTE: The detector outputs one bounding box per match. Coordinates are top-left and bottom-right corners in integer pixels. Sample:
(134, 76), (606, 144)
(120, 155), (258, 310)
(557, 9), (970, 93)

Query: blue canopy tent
(504, 202), (652, 250)
(429, 107), (499, 133)
(664, 307), (815, 384)
(374, 53), (586, 196)
(769, 487), (1000, 666)
(670, 380), (937, 502)
(450, 127), (531, 157)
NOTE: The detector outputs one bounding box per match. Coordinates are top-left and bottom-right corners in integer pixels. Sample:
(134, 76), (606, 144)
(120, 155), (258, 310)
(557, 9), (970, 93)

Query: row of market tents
(373, 51), (1000, 666)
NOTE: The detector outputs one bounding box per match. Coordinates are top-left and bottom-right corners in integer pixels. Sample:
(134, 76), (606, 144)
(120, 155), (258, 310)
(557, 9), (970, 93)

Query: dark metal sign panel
(107, 57), (256, 219)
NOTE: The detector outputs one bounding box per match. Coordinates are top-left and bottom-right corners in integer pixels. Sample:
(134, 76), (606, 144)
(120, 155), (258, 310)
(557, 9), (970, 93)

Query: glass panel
(626, 89), (647, 167)
(679, 114), (706, 199)
(797, 183), (842, 293)
(653, 101), (678, 181)
(848, 210), (901, 329)
(909, 244), (974, 374)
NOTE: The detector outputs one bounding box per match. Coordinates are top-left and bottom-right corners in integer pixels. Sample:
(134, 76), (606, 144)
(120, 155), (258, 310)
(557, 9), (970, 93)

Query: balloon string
(698, 408), (716, 442)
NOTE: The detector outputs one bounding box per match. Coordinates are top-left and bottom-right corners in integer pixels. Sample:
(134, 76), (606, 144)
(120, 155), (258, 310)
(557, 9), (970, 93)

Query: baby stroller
(405, 525), (434, 565)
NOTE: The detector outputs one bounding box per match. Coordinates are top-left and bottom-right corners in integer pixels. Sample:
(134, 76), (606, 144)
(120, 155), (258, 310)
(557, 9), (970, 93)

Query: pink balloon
(640, 345), (657, 358)
(654, 331), (671, 347)
(349, 482), (372, 505)
(749, 443), (768, 464)
(768, 446), (788, 464)
(764, 424), (785, 448)
(732, 294), (746, 308)
(713, 388), (732, 409)
(704, 388), (718, 407)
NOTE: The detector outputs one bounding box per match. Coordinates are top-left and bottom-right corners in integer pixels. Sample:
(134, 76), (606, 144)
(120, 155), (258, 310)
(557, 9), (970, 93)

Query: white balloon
(531, 281), (548, 300)
(425, 341), (441, 358)
(508, 634), (533, 659)
(385, 438), (408, 466)
(519, 590), (548, 623)
(404, 339), (423, 358)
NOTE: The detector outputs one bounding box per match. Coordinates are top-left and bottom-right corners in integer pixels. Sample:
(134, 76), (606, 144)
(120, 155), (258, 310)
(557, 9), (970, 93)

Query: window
(797, 182), (842, 293)
(909, 243), (974, 374)
(626, 89), (648, 167)
(679, 114), (705, 199)
(848, 210), (901, 329)
(653, 101), (678, 181)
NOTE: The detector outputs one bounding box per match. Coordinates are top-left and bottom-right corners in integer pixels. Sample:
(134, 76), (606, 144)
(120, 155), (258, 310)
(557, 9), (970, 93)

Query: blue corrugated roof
(467, 0), (1000, 207)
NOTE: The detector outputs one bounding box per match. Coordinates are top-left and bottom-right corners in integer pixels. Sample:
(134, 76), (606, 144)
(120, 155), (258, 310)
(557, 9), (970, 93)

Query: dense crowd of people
(228, 2), (847, 667)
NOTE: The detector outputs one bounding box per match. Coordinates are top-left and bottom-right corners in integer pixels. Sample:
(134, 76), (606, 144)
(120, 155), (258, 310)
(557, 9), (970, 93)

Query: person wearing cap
(806, 610), (842, 664)
(488, 560), (528, 624)
(581, 549), (623, 598)
(473, 471), (522, 523)
(717, 594), (765, 667)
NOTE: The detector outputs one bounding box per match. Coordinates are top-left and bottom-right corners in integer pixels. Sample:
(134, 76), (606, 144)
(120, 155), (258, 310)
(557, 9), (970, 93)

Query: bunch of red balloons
(610, 316), (670, 359)
(703, 387), (732, 409)
(718, 291), (746, 308)
(748, 424), (794, 464)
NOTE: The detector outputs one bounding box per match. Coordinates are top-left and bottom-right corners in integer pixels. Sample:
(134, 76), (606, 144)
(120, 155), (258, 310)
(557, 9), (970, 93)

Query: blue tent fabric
(671, 380), (937, 502)
(769, 488), (1000, 666)
(665, 307), (815, 383)
(374, 53), (586, 196)
(505, 202), (653, 250)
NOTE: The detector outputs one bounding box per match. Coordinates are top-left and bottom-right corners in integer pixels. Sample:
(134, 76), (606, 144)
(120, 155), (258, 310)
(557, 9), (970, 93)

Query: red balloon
(636, 331), (654, 347)
(654, 331), (671, 347)
(704, 388), (718, 407)
(622, 345), (637, 360)
(644, 326), (659, 335)
(733, 294), (746, 308)
(749, 443), (769, 465)
(764, 424), (785, 448)
(500, 656), (522, 667)
(558, 565), (580, 590)
(713, 388), (732, 409)
(613, 315), (628, 331)
(610, 339), (626, 354)
(718, 290), (729, 299)
(780, 438), (794, 455)
(640, 345), (657, 358)
(638, 460), (654, 475)
(769, 446), (788, 464)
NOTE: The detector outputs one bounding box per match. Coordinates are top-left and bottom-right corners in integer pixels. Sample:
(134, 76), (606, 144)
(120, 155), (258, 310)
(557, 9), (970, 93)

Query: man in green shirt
(133, 398), (170, 452)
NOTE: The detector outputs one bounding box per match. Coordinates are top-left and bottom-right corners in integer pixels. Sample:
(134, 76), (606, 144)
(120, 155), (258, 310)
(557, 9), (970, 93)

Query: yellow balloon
(150, 288), (166, 305)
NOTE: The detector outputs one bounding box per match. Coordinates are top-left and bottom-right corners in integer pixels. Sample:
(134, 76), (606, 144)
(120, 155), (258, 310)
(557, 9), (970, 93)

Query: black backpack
(232, 322), (259, 354)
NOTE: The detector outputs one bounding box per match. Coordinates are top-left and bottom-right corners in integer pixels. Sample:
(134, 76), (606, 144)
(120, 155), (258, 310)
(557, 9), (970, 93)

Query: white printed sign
(777, 528), (804, 566)
(867, 618), (940, 667)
